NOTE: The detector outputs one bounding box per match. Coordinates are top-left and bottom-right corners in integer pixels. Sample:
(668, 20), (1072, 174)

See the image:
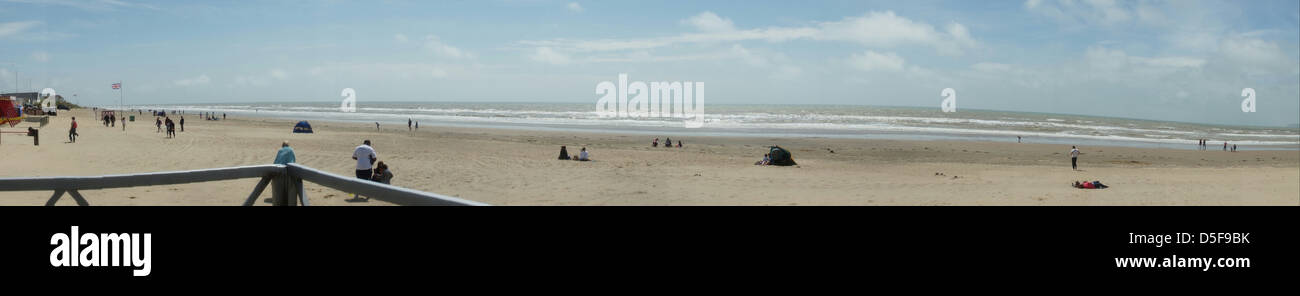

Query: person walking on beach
(415, 121), (418, 130)
(68, 117), (78, 143)
(1070, 146), (1080, 171)
(375, 122), (380, 131)
(155, 117), (162, 133)
(121, 116), (126, 131)
(179, 116), (185, 132)
(165, 117), (176, 138)
(1223, 142), (1227, 151)
(274, 141), (296, 164)
(408, 118), (412, 131)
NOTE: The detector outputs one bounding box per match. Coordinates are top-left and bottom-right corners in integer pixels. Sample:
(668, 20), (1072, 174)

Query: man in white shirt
(1070, 146), (1080, 170)
(353, 140), (378, 180)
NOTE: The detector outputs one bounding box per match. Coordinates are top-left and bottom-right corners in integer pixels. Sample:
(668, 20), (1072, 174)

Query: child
(371, 161), (394, 184)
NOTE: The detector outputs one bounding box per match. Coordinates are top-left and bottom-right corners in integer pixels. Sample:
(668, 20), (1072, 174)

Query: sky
(1, 0), (1298, 126)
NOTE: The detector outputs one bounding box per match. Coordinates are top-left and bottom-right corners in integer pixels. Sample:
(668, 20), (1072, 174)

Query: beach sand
(1, 108), (1297, 206)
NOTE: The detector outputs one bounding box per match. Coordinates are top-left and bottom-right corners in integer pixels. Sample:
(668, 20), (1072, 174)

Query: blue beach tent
(293, 121), (313, 133)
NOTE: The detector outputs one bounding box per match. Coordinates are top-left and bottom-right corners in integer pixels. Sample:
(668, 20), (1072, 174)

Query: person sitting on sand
(755, 154), (771, 165)
(558, 146), (570, 160)
(1073, 180), (1107, 189)
(677, 140), (682, 148)
(577, 147), (590, 161)
(665, 138), (672, 148)
(652, 138), (659, 147)
(372, 161), (393, 184)
(274, 141), (296, 164)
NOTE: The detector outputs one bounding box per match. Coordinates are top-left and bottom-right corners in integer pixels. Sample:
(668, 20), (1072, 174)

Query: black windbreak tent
(769, 146), (796, 166)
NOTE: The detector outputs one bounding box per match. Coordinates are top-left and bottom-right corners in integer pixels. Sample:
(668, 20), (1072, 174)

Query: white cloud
(529, 47), (571, 65)
(730, 45), (769, 67)
(567, 2), (583, 13)
(425, 35), (473, 59)
(1218, 36), (1291, 71)
(31, 51), (50, 62)
(233, 69), (289, 87)
(270, 69), (289, 80)
(816, 11), (977, 55)
(174, 74), (211, 86)
(1082, 47), (1205, 72)
(1025, 0), (1133, 27)
(234, 76), (269, 87)
(0, 21), (39, 38)
(394, 33), (408, 43)
(582, 51), (729, 63)
(848, 51), (905, 72)
(683, 11), (735, 32)
(972, 62), (1013, 73)
(1131, 56), (1205, 68)
(771, 65), (803, 80)
(519, 11), (976, 55)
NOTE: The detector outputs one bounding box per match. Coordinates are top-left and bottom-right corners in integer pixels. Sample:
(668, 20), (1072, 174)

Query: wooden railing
(0, 164), (487, 206)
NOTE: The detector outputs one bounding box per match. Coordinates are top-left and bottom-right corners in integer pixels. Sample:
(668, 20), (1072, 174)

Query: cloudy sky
(1, 0), (1297, 126)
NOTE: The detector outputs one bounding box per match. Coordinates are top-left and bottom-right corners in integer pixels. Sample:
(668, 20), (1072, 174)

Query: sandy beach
(1, 108), (1296, 206)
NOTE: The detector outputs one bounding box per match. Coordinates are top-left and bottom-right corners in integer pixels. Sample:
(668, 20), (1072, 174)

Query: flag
(112, 83), (121, 90)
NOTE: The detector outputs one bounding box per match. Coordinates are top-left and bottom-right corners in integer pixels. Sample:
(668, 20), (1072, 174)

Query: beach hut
(293, 121), (313, 133)
(768, 146), (797, 166)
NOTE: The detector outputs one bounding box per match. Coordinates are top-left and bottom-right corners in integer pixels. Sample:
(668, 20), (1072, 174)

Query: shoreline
(1, 108), (1296, 206)
(104, 105), (1300, 151)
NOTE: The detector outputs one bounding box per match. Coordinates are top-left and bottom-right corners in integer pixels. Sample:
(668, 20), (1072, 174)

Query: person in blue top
(274, 141), (296, 164)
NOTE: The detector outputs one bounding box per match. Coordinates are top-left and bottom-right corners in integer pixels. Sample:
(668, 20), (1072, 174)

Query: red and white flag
(112, 83), (121, 90)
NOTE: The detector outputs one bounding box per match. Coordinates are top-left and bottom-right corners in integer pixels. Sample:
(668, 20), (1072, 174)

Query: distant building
(0, 92), (39, 105)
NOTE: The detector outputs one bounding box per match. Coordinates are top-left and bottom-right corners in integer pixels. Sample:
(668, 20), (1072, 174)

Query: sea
(122, 102), (1300, 150)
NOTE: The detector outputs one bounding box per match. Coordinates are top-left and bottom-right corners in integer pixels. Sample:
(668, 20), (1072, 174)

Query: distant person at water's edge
(1070, 146), (1080, 170)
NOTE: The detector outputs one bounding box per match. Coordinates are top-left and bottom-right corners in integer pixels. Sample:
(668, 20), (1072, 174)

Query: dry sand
(1, 108), (1297, 206)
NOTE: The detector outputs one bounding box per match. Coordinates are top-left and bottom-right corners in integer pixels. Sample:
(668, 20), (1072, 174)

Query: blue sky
(2, 0), (1298, 126)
